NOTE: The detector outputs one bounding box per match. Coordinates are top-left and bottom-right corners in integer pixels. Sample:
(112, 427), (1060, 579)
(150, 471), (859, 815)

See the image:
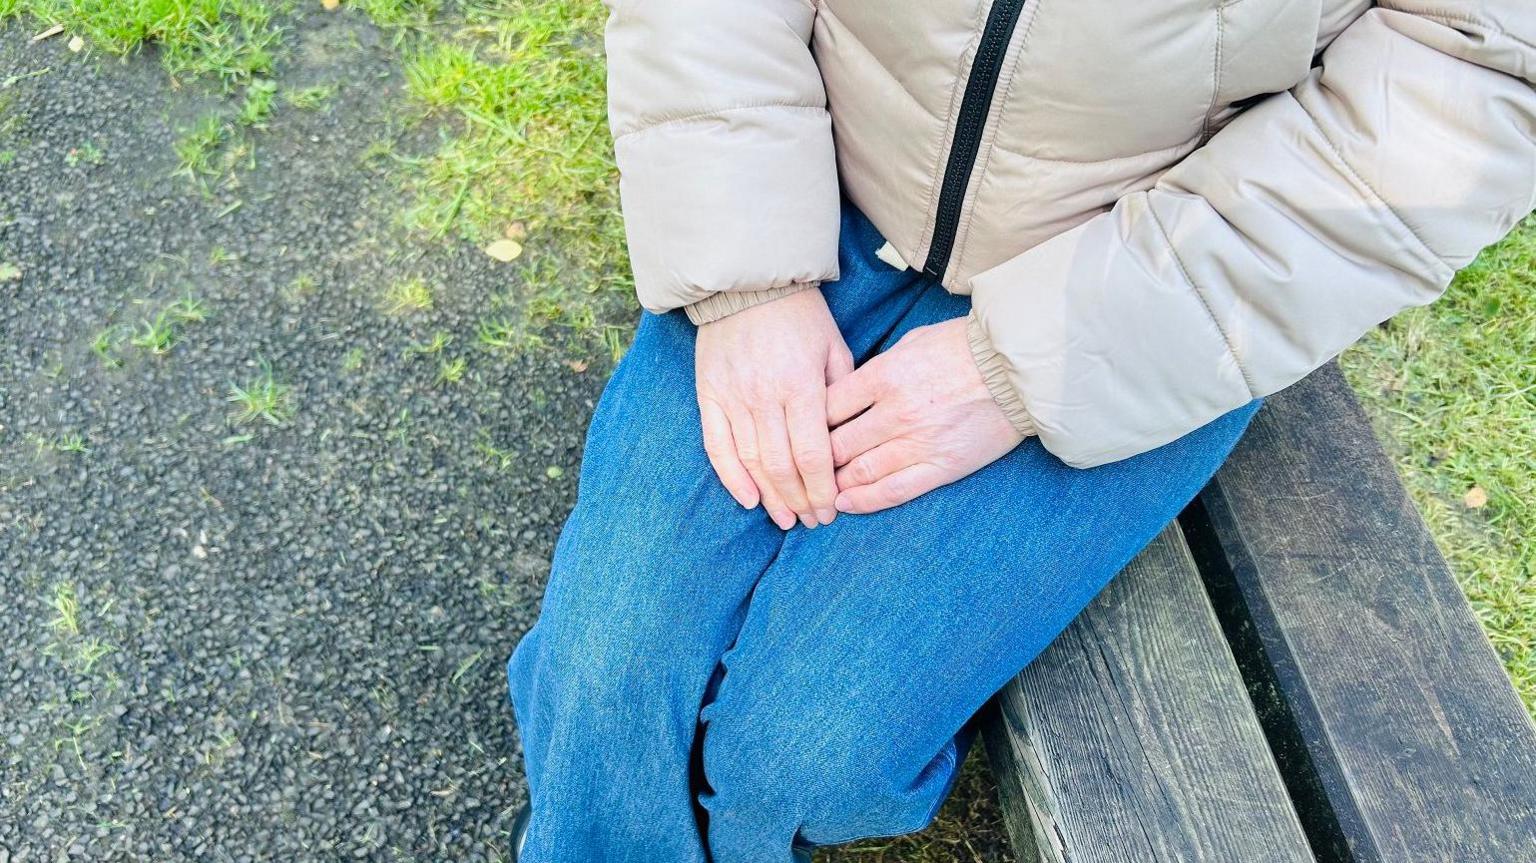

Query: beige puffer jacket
(604, 0), (1535, 467)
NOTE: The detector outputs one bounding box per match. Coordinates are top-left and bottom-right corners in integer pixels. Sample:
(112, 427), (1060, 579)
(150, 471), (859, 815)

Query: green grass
(351, 0), (439, 34)
(124, 294), (207, 355)
(19, 0), (636, 352)
(281, 272), (316, 303)
(227, 362), (294, 425)
(475, 315), (522, 352)
(382, 277), (434, 314)
(174, 113), (228, 178)
(283, 83), (334, 110)
(48, 582), (81, 636)
(341, 345), (368, 372)
(171, 78), (279, 183)
(129, 314), (177, 354)
(403, 329), (451, 358)
(392, 0), (630, 353)
(1341, 215), (1536, 713)
(471, 428), (516, 471)
(91, 325), (125, 367)
(2, 0), (294, 185)
(28, 431), (89, 456)
(1, 0), (286, 86)
(166, 295), (209, 323)
(45, 582), (116, 674)
(237, 77), (277, 126)
(435, 355), (467, 385)
(64, 141), (104, 166)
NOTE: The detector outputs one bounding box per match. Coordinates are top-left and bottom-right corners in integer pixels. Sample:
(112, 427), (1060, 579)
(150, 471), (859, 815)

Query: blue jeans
(507, 205), (1261, 862)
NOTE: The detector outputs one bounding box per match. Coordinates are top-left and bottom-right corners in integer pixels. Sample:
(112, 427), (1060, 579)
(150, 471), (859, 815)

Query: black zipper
(921, 0), (1029, 280)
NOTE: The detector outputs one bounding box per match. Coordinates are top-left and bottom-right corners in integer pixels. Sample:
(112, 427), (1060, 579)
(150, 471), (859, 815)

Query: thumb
(825, 340), (855, 385)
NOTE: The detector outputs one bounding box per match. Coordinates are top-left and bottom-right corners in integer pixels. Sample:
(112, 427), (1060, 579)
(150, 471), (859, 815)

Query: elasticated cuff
(684, 282), (819, 326)
(967, 312), (1037, 438)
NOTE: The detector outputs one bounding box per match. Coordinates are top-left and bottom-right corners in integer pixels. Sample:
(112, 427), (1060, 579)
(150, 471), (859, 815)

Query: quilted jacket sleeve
(968, 0), (1536, 467)
(604, 0), (840, 325)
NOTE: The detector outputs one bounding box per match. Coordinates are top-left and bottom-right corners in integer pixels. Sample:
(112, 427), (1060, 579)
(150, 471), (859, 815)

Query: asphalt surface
(0, 16), (599, 861)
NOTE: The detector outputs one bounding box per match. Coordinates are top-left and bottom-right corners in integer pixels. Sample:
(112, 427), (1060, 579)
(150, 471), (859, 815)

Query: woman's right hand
(695, 288), (854, 530)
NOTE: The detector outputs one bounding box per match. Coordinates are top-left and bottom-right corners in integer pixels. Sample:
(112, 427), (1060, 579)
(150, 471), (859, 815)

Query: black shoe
(512, 803), (531, 860)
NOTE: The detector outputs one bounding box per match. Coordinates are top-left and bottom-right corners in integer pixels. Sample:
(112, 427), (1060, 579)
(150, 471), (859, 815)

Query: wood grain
(1186, 363), (1536, 862)
(981, 523), (1315, 863)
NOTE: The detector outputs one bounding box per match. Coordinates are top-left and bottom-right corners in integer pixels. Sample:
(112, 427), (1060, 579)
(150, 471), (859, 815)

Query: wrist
(685, 282), (820, 326)
(966, 312), (1036, 437)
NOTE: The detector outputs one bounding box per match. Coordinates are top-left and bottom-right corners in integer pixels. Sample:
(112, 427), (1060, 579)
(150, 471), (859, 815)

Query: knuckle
(849, 459), (876, 486)
(791, 440), (825, 465)
(765, 458), (795, 480)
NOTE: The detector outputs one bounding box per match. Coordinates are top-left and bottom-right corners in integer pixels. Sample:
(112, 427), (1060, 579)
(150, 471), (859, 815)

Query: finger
(786, 393), (838, 525)
(835, 439), (918, 491)
(834, 463), (949, 515)
(826, 364), (880, 427)
(825, 341), (855, 385)
(753, 405), (813, 529)
(699, 399), (760, 509)
(829, 402), (902, 467)
(731, 410), (795, 531)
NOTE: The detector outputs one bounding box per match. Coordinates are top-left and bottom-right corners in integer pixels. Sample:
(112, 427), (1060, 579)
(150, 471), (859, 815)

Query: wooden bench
(980, 363), (1536, 862)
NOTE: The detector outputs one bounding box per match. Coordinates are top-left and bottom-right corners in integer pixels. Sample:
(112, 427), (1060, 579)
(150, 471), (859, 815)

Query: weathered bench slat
(982, 523), (1315, 863)
(1185, 363), (1536, 861)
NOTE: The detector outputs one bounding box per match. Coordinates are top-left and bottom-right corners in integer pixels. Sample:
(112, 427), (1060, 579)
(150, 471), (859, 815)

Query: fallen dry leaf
(31, 23), (64, 42)
(67, 35), (84, 52)
(563, 359), (589, 373)
(504, 222), (528, 241)
(1463, 486), (1489, 509)
(484, 239), (523, 263)
(321, 0), (340, 9)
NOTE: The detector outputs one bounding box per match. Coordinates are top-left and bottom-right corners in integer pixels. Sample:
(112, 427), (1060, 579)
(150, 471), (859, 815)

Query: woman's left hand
(826, 317), (1026, 514)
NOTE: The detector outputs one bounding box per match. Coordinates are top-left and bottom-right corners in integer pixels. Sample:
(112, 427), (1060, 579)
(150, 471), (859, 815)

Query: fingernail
(816, 508), (837, 525)
(772, 510), (795, 530)
(800, 513), (819, 530)
(834, 493), (852, 513)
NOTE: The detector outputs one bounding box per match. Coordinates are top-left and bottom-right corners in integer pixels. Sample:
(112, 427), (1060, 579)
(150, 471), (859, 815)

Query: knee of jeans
(509, 586), (706, 723)
(701, 700), (907, 837)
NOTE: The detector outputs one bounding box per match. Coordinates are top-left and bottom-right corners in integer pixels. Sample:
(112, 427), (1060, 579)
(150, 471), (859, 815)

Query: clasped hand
(695, 289), (1023, 528)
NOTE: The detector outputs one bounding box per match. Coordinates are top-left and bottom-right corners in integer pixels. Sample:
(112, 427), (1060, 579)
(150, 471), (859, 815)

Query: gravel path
(1, 18), (599, 861)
